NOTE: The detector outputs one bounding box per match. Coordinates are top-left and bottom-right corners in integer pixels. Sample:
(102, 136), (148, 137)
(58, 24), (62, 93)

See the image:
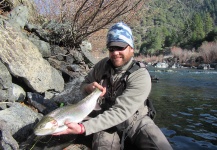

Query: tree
(34, 0), (148, 47)
(204, 12), (213, 35)
(191, 13), (205, 41)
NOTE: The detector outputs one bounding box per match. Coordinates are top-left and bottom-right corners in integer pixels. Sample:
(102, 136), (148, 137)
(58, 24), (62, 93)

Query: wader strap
(121, 111), (139, 150)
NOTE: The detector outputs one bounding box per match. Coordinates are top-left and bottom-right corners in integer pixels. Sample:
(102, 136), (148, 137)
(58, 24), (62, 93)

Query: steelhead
(34, 88), (102, 136)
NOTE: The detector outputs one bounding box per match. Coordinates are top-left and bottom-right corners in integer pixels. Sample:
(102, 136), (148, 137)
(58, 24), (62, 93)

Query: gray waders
(92, 107), (173, 150)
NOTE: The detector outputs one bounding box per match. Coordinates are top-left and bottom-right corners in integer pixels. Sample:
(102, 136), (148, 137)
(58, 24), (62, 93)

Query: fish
(34, 88), (102, 136)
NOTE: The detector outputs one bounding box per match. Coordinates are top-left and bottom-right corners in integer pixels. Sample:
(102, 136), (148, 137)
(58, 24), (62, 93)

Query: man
(54, 22), (173, 150)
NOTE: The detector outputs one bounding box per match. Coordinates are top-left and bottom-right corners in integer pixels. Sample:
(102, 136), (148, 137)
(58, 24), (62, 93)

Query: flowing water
(148, 67), (217, 150)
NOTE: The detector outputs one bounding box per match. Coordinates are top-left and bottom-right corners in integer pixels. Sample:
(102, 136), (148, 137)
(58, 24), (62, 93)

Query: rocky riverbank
(0, 1), (97, 149)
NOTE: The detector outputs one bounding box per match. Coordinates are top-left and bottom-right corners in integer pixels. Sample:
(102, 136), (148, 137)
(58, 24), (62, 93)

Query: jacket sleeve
(82, 67), (152, 135)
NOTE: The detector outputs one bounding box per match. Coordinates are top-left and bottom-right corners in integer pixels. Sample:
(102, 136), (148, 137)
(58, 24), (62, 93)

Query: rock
(66, 54), (75, 64)
(0, 102), (42, 150)
(0, 120), (19, 150)
(12, 83), (26, 102)
(27, 92), (58, 115)
(0, 61), (12, 90)
(52, 45), (68, 56)
(0, 61), (15, 102)
(80, 41), (97, 67)
(52, 77), (84, 104)
(7, 5), (29, 29)
(28, 37), (51, 58)
(70, 50), (84, 63)
(5, 0), (37, 23)
(0, 20), (64, 93)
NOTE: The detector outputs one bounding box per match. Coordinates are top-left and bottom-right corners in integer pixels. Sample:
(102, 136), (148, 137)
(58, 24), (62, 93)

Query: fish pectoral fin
(94, 103), (101, 111)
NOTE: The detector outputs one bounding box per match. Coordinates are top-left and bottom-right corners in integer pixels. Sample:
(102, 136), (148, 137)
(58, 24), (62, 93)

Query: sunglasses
(108, 45), (128, 52)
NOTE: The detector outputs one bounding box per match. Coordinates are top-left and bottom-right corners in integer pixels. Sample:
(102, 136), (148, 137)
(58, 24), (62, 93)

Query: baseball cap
(106, 22), (134, 48)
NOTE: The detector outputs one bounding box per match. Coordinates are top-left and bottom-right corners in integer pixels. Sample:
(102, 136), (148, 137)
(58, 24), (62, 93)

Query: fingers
(92, 82), (106, 96)
(52, 122), (79, 135)
(84, 82), (106, 97)
(100, 87), (106, 97)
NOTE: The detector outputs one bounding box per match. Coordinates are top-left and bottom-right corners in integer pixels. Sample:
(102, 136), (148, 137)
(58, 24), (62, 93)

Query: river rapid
(148, 67), (217, 150)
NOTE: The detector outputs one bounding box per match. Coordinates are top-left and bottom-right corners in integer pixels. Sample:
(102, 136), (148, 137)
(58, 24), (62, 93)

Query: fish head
(34, 116), (59, 136)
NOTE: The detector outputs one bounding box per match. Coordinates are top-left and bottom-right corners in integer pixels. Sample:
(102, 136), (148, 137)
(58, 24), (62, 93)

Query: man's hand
(85, 82), (106, 97)
(53, 120), (85, 135)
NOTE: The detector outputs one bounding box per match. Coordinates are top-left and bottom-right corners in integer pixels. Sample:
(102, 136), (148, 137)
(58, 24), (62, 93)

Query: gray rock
(80, 41), (97, 67)
(0, 61), (15, 102)
(52, 77), (85, 104)
(81, 41), (92, 51)
(28, 37), (51, 58)
(12, 83), (26, 102)
(66, 54), (75, 64)
(71, 50), (84, 63)
(0, 102), (42, 150)
(0, 20), (64, 93)
(7, 5), (29, 29)
(0, 61), (12, 90)
(27, 92), (58, 115)
(41, 21), (74, 46)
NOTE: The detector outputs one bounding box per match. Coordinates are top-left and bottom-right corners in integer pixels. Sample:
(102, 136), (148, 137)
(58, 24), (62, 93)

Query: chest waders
(100, 60), (156, 150)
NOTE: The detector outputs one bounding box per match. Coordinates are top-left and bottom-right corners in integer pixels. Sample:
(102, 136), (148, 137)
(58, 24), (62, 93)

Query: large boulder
(0, 20), (64, 93)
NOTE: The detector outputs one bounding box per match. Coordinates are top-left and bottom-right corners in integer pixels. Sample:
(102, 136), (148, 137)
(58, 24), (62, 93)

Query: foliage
(135, 0), (217, 56)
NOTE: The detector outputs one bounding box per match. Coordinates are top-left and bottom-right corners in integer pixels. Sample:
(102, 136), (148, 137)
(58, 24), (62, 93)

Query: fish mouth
(33, 117), (59, 136)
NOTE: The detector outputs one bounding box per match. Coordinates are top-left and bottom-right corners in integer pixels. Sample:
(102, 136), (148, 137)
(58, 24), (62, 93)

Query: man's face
(108, 45), (134, 67)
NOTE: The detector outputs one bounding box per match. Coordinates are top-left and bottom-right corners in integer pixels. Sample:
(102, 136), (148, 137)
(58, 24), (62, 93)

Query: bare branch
(34, 0), (148, 47)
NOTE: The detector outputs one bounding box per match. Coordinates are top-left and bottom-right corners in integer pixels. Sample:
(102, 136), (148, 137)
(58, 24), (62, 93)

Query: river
(148, 67), (217, 150)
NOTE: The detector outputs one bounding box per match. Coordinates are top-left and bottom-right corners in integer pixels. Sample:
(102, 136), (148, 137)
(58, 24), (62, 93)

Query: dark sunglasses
(108, 45), (128, 52)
